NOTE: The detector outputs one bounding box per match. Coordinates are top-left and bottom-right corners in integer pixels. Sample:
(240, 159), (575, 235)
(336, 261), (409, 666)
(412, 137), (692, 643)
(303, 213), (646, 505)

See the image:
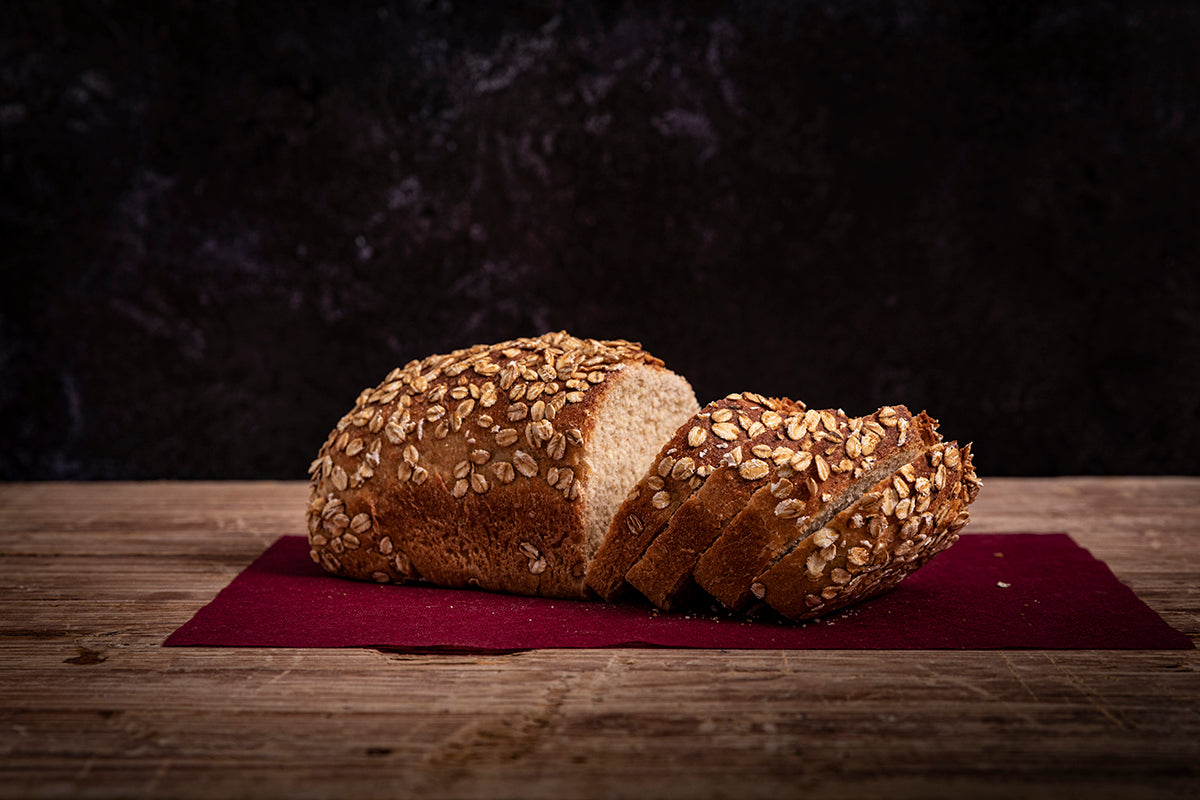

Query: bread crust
(305, 332), (693, 599)
(754, 443), (979, 619)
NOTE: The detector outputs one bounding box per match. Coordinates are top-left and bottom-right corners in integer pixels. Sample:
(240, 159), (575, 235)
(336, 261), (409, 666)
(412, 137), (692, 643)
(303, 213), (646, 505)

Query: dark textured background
(3, 1), (1198, 479)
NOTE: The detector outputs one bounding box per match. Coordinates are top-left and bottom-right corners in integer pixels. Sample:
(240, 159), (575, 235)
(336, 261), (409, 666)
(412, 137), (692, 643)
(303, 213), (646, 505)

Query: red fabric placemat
(164, 533), (1193, 651)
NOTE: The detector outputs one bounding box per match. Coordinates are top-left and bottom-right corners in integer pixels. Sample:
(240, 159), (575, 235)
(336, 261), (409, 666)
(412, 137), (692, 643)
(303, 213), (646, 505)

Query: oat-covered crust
(754, 442), (981, 620)
(585, 392), (801, 602)
(692, 405), (939, 611)
(305, 331), (671, 599)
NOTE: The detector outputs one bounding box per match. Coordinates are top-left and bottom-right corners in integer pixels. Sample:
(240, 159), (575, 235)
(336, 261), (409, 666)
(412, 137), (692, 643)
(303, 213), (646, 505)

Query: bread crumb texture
(306, 331), (698, 598)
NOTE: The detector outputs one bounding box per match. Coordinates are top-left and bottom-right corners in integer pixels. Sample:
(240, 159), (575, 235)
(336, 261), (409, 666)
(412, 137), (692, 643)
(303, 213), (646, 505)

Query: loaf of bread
(306, 332), (699, 599)
(308, 332), (981, 621)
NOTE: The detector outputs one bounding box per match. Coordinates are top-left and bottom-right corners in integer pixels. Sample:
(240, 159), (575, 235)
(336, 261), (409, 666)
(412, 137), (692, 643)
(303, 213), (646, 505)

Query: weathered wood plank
(0, 479), (1197, 799)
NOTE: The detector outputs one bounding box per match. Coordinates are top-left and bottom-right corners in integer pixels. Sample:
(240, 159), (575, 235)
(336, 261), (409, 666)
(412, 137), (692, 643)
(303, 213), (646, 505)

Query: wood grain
(1, 479), (1197, 799)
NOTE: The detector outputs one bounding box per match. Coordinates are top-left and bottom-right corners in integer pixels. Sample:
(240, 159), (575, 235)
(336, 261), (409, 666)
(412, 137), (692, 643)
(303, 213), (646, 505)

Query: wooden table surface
(1, 478), (1197, 799)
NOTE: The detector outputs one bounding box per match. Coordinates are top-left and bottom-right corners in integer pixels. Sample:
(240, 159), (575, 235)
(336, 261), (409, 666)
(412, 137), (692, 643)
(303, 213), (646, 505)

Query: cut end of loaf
(580, 364), (699, 561)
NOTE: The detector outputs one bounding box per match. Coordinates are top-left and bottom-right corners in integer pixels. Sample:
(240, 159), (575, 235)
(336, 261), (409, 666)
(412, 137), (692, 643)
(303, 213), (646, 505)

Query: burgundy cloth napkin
(164, 533), (1193, 651)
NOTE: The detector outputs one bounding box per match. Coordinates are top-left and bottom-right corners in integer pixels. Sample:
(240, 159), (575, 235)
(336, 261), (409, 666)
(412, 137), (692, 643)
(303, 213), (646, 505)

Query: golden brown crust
(754, 442), (979, 620)
(305, 331), (682, 599)
(692, 406), (940, 611)
(585, 393), (800, 602)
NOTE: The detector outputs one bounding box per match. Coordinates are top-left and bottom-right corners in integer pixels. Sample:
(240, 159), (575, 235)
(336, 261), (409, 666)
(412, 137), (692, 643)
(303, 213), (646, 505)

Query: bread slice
(622, 401), (802, 609)
(305, 332), (698, 599)
(753, 442), (979, 619)
(693, 406), (940, 611)
(585, 393), (795, 602)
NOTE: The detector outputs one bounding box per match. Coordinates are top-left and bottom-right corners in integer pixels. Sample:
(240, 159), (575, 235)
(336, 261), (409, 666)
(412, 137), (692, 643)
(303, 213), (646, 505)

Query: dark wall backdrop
(3, 1), (1198, 480)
